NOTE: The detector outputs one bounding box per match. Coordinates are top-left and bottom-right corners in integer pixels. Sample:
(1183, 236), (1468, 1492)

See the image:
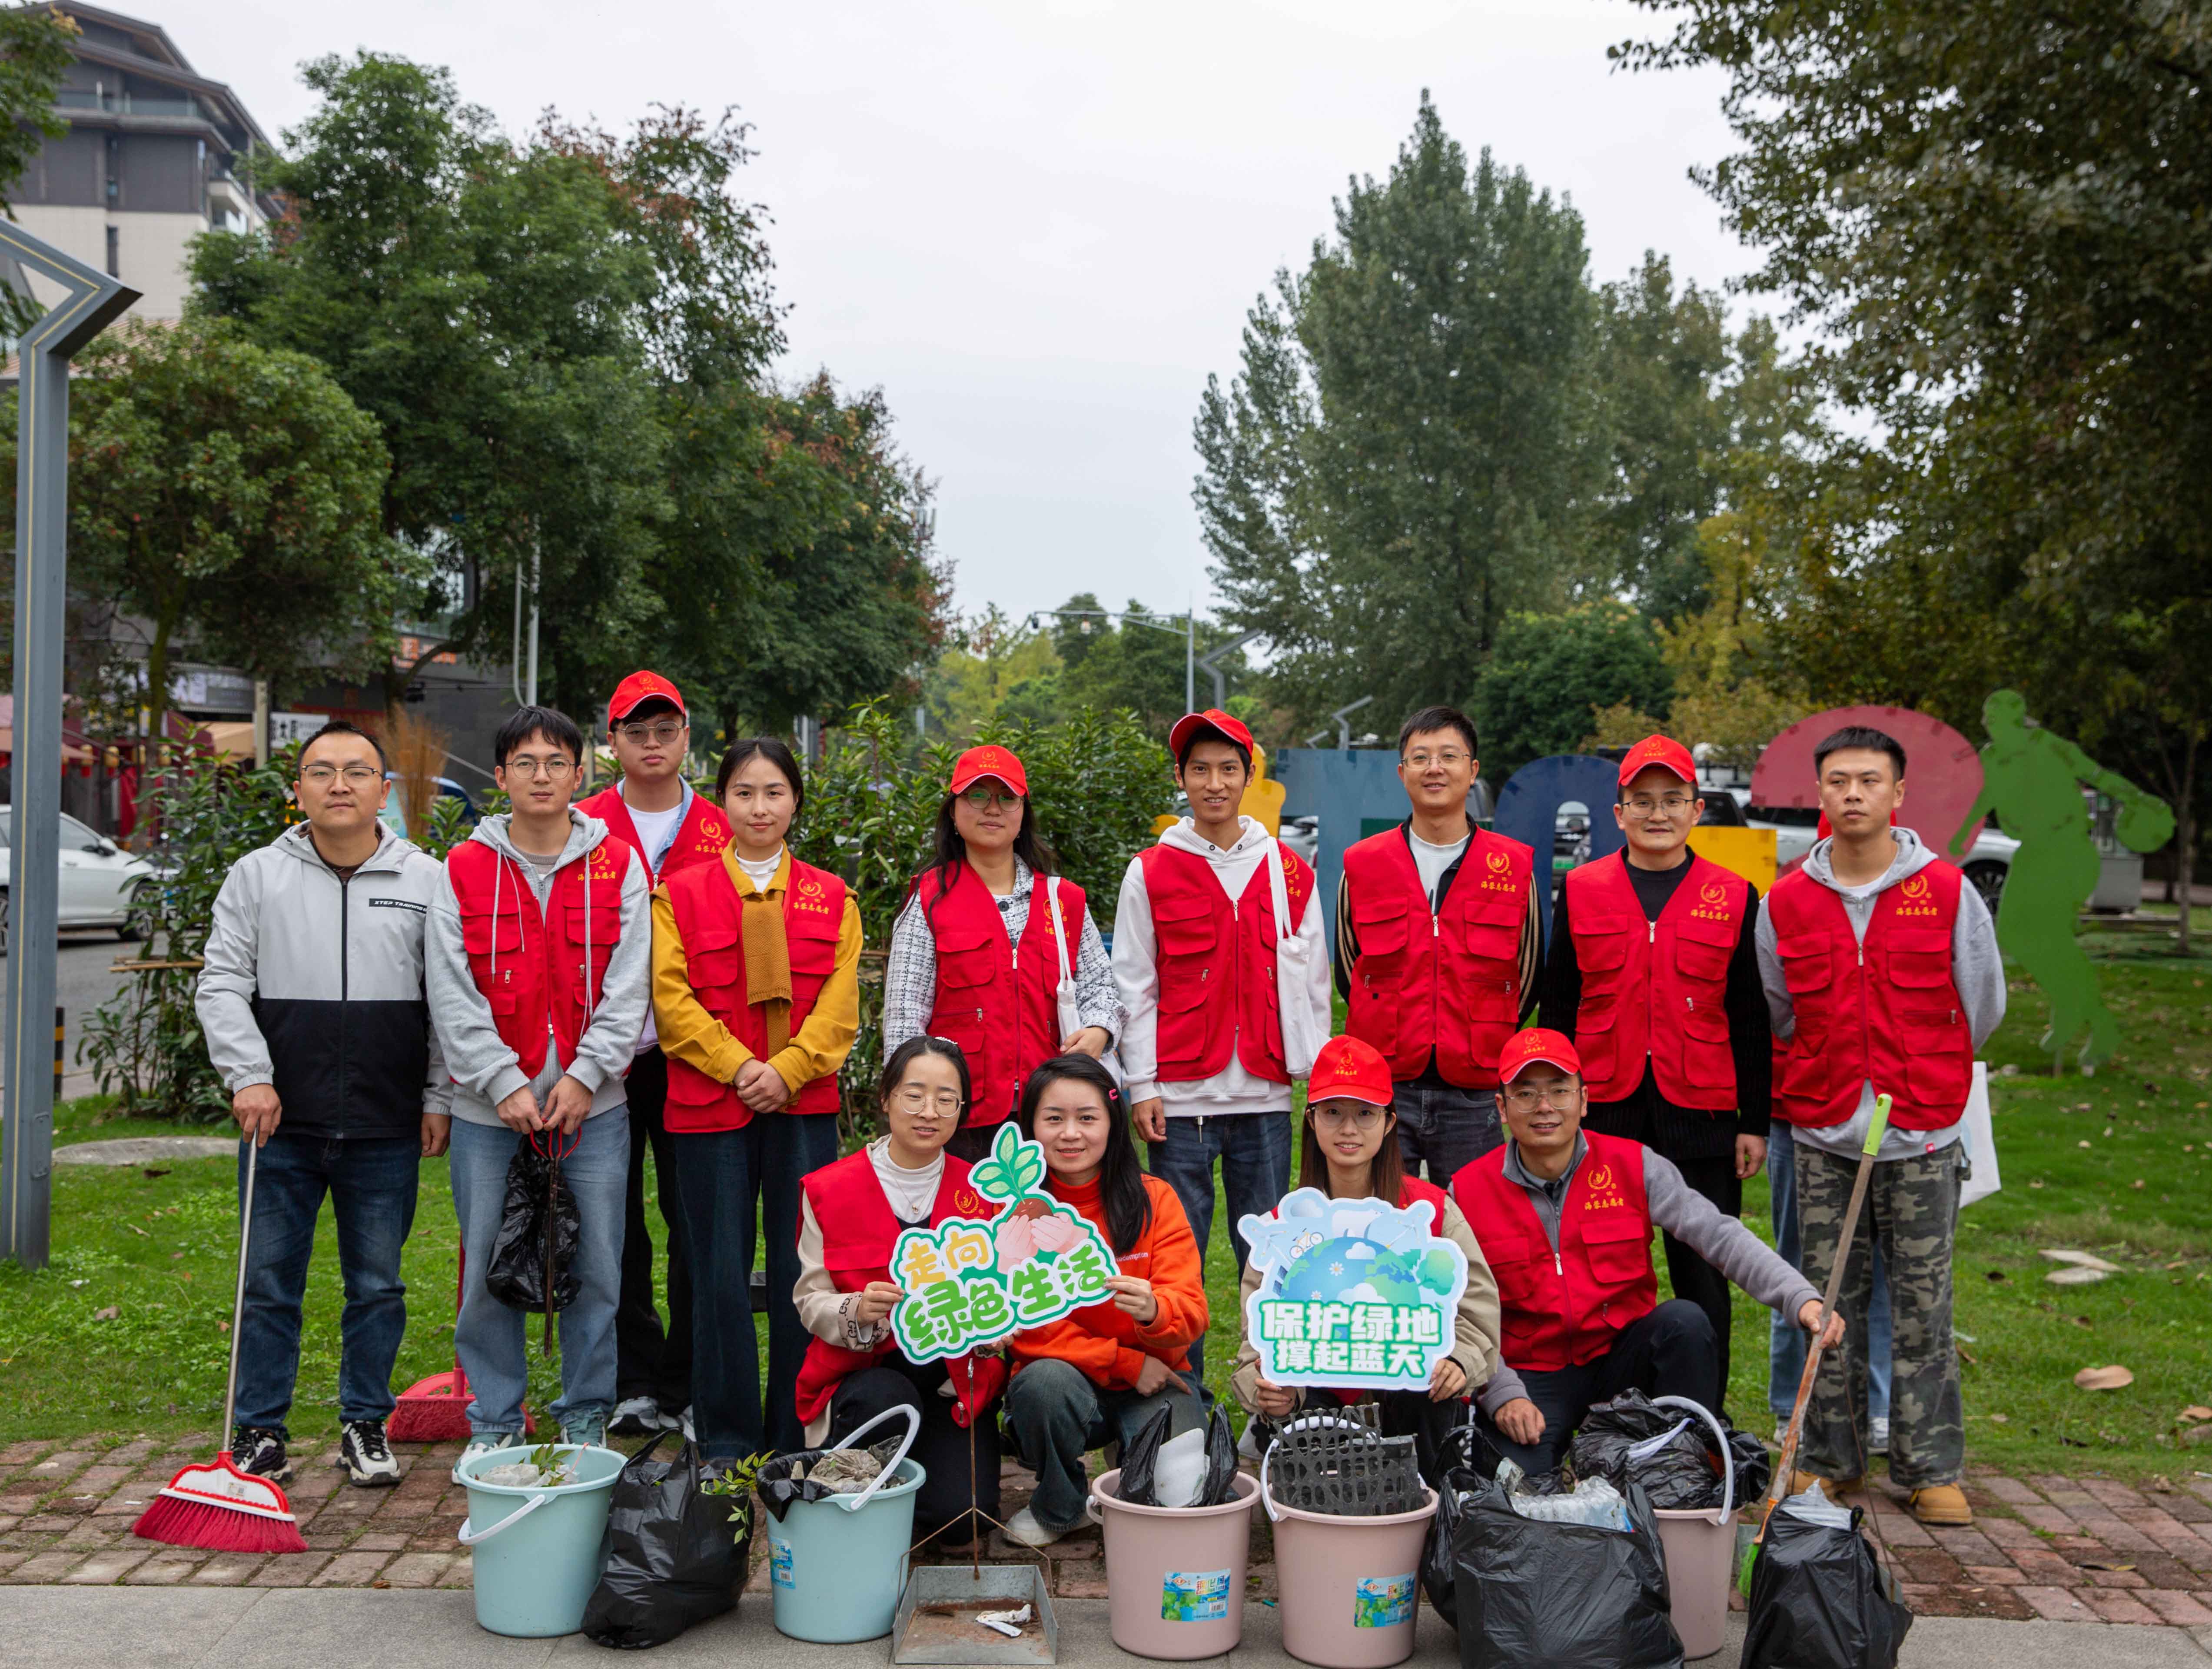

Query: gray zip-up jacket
(1754, 828), (2005, 1161)
(196, 822), (448, 1139)
(1473, 1133), (1820, 1414)
(426, 811), (652, 1127)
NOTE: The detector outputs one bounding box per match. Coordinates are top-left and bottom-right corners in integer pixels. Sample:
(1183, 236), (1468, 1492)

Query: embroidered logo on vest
(794, 876), (833, 915)
(1894, 872), (1941, 918)
(1581, 1163), (1627, 1210)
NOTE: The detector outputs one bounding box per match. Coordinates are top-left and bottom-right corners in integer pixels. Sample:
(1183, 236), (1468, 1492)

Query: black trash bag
(1452, 1470), (1683, 1669)
(1570, 1391), (1720, 1510)
(484, 1140), (580, 1313)
(1198, 1406), (1239, 1506)
(1422, 1466), (1476, 1632)
(1726, 1425), (1773, 1507)
(1115, 1403), (1174, 1506)
(581, 1434), (753, 1649)
(1742, 1499), (1913, 1669)
(755, 1436), (905, 1523)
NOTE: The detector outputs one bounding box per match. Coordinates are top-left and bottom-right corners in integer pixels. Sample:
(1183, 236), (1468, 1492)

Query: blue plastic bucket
(767, 1406), (925, 1643)
(454, 1443), (625, 1637)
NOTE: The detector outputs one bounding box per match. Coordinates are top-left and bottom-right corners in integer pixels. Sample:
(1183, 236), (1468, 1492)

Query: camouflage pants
(1791, 1142), (1963, 1489)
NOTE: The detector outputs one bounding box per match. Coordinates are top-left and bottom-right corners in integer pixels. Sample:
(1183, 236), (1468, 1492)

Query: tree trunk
(2176, 728), (2197, 958)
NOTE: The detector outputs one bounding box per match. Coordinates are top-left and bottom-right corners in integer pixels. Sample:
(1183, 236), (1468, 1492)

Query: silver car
(0, 808), (163, 954)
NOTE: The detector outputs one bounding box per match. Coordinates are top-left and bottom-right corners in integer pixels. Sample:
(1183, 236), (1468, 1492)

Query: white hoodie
(1113, 815), (1333, 1117)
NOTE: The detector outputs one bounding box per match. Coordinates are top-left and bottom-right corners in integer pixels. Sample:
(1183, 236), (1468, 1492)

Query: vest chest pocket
(1573, 1001), (1619, 1084)
(682, 916), (745, 993)
(563, 900), (621, 995)
(1152, 893), (1217, 957)
(1570, 913), (1633, 973)
(787, 903), (843, 980)
(933, 922), (1000, 991)
(1672, 914), (1735, 984)
(1776, 938), (1832, 999)
(459, 905), (524, 958)
(1884, 926), (1953, 988)
(1577, 1208), (1652, 1287)
(1478, 1230), (1544, 1307)
(1352, 894), (1410, 963)
(1457, 890), (1522, 962)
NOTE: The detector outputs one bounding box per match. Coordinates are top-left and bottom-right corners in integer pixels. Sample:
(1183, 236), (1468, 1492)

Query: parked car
(0, 808), (163, 955)
(1729, 788), (2018, 909)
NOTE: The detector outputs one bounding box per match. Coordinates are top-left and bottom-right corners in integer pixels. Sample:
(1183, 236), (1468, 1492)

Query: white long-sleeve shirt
(1113, 815), (1332, 1117)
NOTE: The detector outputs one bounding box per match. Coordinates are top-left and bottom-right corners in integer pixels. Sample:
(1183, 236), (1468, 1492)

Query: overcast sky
(161, 0), (1750, 626)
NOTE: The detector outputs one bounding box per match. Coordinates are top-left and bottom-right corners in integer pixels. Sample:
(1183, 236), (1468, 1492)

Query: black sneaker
(232, 1426), (291, 1483)
(337, 1418), (401, 1487)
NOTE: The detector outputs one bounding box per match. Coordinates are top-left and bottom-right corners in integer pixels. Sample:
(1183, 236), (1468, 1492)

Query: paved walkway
(4, 1433), (2212, 1651)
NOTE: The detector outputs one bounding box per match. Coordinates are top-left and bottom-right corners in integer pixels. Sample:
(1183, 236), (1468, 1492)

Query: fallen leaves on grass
(2042, 1250), (2122, 1271)
(93, 1306), (118, 1320)
(2182, 1406), (2212, 1422)
(2047, 1267), (2110, 1285)
(2074, 1365), (2135, 1391)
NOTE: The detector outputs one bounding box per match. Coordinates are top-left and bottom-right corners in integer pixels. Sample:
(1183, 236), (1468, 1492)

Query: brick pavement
(5, 1431), (2212, 1633)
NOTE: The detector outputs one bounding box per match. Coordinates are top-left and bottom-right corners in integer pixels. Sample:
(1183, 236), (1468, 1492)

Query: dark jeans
(830, 1357), (1002, 1539)
(1004, 1358), (1203, 1534)
(232, 1132), (420, 1433)
(1388, 1076), (1503, 1186)
(615, 1050), (692, 1409)
(1658, 1152), (1742, 1413)
(665, 1111), (840, 1459)
(1147, 1110), (1293, 1388)
(1481, 1299), (1718, 1475)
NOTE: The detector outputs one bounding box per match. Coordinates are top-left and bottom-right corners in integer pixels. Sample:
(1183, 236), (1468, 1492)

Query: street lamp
(1196, 631), (1262, 711)
(1303, 695), (1376, 750)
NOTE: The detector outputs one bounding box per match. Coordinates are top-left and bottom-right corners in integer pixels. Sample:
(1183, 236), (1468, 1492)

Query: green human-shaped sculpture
(1950, 690), (2175, 1071)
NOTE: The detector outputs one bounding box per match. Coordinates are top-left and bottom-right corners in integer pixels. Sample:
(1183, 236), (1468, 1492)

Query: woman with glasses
(1230, 1033), (1501, 1482)
(884, 745), (1121, 1160)
(651, 738), (861, 1463)
(998, 1054), (1208, 1547)
(791, 1037), (1006, 1546)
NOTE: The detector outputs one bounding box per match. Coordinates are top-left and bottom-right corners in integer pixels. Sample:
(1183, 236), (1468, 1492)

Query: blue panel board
(1491, 755), (1625, 945)
(1270, 748), (1412, 951)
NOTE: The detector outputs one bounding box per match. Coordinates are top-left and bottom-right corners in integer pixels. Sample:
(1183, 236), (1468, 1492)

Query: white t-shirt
(624, 798), (685, 873)
(734, 845), (785, 892)
(1409, 828), (1471, 908)
(869, 1136), (942, 1224)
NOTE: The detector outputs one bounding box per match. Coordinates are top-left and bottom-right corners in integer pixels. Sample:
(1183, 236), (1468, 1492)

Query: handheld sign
(888, 1123), (1120, 1363)
(1237, 1188), (1468, 1389)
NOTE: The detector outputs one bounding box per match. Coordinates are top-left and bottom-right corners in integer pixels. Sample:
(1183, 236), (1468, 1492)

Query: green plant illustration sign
(887, 1124), (1120, 1363)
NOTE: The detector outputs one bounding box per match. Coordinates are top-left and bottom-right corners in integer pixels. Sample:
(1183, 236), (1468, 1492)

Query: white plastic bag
(1048, 875), (1122, 1085)
(1152, 1427), (1208, 1508)
(1959, 1061), (2000, 1208)
(1265, 838), (1324, 1077)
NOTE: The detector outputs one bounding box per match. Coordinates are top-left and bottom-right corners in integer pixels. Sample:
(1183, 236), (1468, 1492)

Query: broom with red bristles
(133, 1140), (308, 1554)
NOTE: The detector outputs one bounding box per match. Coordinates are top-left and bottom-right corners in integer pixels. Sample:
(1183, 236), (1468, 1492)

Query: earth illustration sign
(1237, 1188), (1468, 1389)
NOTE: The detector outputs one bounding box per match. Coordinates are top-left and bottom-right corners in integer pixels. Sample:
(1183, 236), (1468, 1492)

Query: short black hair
(715, 736), (804, 814)
(299, 719), (388, 774)
(614, 697), (683, 726)
(1174, 726), (1251, 776)
(1813, 725), (1906, 780)
(880, 1035), (972, 1130)
(1398, 705), (1478, 759)
(494, 705), (584, 768)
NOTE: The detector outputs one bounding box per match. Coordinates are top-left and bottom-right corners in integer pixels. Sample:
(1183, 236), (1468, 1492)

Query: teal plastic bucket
(767, 1406), (925, 1643)
(454, 1443), (625, 1637)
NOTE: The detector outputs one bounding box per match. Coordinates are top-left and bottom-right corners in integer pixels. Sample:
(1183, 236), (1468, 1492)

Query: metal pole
(1196, 630), (1263, 711)
(525, 545), (540, 708)
(0, 226), (136, 1270)
(252, 678), (269, 768)
(1185, 615), (1195, 714)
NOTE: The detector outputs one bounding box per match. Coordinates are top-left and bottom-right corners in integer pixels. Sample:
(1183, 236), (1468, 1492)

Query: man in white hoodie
(1758, 724), (2003, 1527)
(1116, 708), (1333, 1390)
(426, 706), (652, 1457)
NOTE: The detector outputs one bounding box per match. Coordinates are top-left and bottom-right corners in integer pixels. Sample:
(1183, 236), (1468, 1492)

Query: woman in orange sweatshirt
(1001, 1054), (1208, 1547)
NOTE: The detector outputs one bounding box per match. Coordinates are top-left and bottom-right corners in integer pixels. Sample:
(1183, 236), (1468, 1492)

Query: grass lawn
(5, 903), (2208, 1480)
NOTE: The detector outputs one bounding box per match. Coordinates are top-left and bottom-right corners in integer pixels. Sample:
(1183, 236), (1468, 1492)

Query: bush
(1473, 602), (1674, 775)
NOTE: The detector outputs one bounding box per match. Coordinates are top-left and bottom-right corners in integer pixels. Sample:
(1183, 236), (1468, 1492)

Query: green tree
(10, 319), (415, 725)
(1196, 94), (1604, 728)
(0, 5), (80, 332)
(1473, 601), (1674, 775)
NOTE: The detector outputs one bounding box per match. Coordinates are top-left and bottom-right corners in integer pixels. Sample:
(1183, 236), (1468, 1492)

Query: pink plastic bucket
(1086, 1467), (1260, 1659)
(1262, 1473), (1437, 1669)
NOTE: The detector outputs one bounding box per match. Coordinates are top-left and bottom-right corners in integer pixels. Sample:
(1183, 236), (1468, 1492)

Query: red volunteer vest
(1766, 859), (1973, 1132)
(573, 785), (729, 884)
(1451, 1130), (1657, 1373)
(446, 834), (638, 1081)
(1291, 1176), (1456, 1406)
(1139, 841), (1314, 1084)
(660, 855), (847, 1130)
(792, 1148), (1003, 1432)
(1343, 827), (1533, 1087)
(913, 864), (1086, 1127)
(1564, 851), (1748, 1109)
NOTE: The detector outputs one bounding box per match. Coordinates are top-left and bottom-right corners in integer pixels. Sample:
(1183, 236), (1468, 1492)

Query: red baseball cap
(1307, 1034), (1394, 1108)
(1617, 733), (1696, 789)
(1169, 708), (1255, 761)
(1497, 1027), (1582, 1085)
(949, 744), (1027, 797)
(608, 671), (687, 726)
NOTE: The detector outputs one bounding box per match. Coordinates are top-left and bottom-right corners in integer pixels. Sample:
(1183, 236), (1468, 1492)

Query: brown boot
(1789, 1470), (1863, 1503)
(1909, 1483), (1972, 1526)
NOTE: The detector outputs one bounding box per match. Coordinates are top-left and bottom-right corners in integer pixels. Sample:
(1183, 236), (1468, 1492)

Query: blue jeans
(1389, 1077), (1503, 1187)
(664, 1111), (840, 1460)
(449, 1110), (628, 1435)
(1146, 1110), (1293, 1389)
(1767, 1119), (1890, 1421)
(233, 1132), (420, 1433)
(1004, 1357), (1202, 1534)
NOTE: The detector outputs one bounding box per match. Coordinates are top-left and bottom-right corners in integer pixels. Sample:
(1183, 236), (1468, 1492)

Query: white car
(0, 808), (163, 954)
(1729, 788), (2019, 909)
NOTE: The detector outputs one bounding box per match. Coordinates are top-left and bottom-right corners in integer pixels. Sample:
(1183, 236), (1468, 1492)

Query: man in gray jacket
(196, 720), (449, 1488)
(428, 706), (651, 1457)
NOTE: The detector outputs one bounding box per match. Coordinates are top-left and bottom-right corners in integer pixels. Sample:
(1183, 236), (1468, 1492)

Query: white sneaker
(460, 1431), (524, 1466)
(1771, 1419), (1790, 1450)
(609, 1396), (660, 1437)
(337, 1419), (401, 1487)
(1870, 1416), (1891, 1456)
(1003, 1506), (1062, 1548)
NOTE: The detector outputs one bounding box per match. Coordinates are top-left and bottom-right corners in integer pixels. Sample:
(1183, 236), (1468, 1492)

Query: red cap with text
(1307, 1034), (1394, 1108)
(1617, 733), (1696, 789)
(1497, 1027), (1583, 1084)
(949, 744), (1028, 797)
(608, 670), (687, 726)
(1169, 708), (1255, 760)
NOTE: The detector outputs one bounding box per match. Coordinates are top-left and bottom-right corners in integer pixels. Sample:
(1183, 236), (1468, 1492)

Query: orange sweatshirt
(1009, 1172), (1209, 1391)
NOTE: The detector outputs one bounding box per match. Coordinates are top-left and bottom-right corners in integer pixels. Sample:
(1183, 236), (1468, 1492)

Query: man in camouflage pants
(1757, 727), (2003, 1526)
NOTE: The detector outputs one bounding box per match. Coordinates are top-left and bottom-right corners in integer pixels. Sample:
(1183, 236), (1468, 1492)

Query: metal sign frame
(2, 223), (138, 1270)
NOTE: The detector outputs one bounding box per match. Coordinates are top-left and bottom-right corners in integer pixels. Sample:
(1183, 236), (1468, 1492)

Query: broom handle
(1757, 1092), (1891, 1536)
(221, 1140), (259, 1458)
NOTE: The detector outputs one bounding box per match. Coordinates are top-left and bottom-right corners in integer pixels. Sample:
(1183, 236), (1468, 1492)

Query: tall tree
(1472, 602), (1674, 775)
(1196, 95), (1604, 728)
